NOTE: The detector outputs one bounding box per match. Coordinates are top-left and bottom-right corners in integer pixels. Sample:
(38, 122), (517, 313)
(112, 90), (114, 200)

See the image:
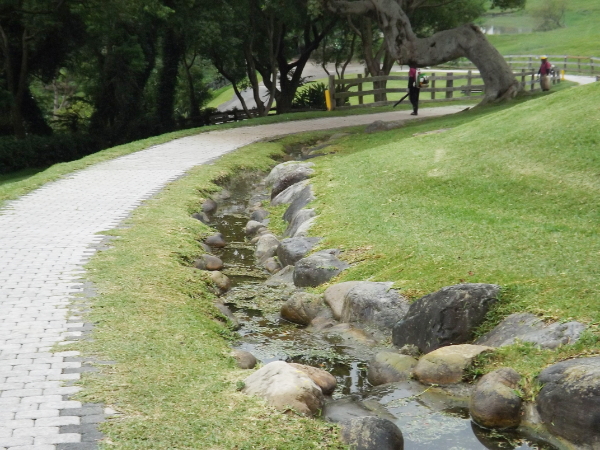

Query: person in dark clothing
(408, 65), (420, 115)
(538, 56), (552, 91)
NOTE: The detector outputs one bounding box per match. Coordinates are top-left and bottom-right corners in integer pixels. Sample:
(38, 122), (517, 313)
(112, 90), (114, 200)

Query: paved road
(0, 106), (466, 450)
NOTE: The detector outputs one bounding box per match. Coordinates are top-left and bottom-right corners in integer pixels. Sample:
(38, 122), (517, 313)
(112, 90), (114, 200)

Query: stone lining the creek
(189, 135), (596, 449)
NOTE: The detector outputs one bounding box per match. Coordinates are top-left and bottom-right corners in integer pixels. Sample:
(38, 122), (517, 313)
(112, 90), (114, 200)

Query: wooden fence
(327, 69), (560, 110)
(447, 55), (599, 76)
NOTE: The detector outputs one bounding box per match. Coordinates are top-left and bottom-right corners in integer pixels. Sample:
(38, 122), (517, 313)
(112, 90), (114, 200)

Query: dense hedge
(0, 134), (102, 174)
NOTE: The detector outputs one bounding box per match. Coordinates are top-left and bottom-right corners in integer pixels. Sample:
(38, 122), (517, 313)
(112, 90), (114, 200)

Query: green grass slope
(311, 83), (600, 371)
(486, 0), (600, 56)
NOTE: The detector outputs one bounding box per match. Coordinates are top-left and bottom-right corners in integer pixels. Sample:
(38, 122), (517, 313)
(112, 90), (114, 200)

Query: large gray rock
(264, 265), (295, 287)
(262, 257), (282, 274)
(283, 185), (315, 223)
(536, 357), (600, 447)
(271, 180), (310, 206)
(475, 313), (586, 350)
(265, 161), (314, 185)
(293, 249), (350, 288)
(341, 282), (410, 331)
(242, 361), (324, 416)
(280, 292), (325, 326)
(271, 167), (314, 199)
(209, 270), (231, 295)
(255, 234), (280, 264)
(322, 397), (379, 423)
(288, 363), (337, 396)
(250, 208), (269, 222)
(392, 283), (500, 353)
(245, 220), (266, 237)
(367, 352), (417, 386)
(201, 198), (217, 214)
(324, 281), (362, 320)
(232, 349), (257, 369)
(291, 216), (316, 238)
(193, 254), (224, 271)
(205, 233), (227, 248)
(277, 237), (321, 267)
(214, 301), (240, 330)
(340, 417), (404, 450)
(469, 368), (522, 429)
(283, 208), (316, 238)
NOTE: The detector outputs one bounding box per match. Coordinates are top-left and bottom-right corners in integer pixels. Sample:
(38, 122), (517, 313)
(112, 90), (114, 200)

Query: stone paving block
(34, 433), (81, 445)
(13, 426), (59, 437)
(39, 401), (82, 410)
(35, 416), (80, 427)
(56, 442), (99, 450)
(0, 436), (34, 447)
(9, 445), (55, 450)
(14, 410), (58, 420)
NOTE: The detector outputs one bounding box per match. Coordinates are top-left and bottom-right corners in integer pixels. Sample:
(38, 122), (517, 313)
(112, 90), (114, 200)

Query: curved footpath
(0, 106), (465, 450)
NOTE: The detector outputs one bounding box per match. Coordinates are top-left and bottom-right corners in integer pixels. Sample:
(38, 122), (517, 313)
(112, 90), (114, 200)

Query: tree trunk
(330, 0), (519, 102)
(183, 55), (200, 120)
(157, 27), (184, 131)
(244, 42), (266, 116)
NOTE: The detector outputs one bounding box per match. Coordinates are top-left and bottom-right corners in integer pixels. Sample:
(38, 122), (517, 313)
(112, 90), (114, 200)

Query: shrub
(0, 134), (102, 174)
(292, 82), (327, 110)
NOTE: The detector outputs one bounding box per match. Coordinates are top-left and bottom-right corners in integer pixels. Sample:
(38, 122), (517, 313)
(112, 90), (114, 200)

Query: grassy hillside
(311, 82), (600, 373)
(485, 0), (600, 56)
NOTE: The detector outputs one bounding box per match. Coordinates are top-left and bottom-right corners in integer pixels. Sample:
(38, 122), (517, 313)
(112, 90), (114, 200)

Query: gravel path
(0, 106), (465, 449)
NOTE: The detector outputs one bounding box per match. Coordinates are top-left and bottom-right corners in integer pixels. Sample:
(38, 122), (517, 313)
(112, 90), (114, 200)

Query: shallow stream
(208, 172), (558, 450)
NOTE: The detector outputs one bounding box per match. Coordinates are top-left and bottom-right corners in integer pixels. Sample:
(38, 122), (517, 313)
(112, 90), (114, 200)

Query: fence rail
(328, 69), (560, 110)
(446, 55), (599, 76)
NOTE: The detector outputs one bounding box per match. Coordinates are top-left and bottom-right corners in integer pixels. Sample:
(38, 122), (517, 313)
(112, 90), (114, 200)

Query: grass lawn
(309, 81), (600, 379)
(206, 84), (236, 109)
(485, 0), (600, 56)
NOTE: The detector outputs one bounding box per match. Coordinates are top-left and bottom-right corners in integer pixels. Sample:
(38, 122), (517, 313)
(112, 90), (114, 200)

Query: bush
(0, 134), (102, 174)
(292, 82), (327, 110)
(532, 0), (567, 31)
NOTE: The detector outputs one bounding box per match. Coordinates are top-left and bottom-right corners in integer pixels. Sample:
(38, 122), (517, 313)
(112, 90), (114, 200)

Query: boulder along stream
(195, 154), (560, 450)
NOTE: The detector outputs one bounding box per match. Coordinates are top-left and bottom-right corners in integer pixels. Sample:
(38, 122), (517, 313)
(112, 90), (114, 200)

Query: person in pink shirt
(408, 65), (420, 115)
(538, 56), (552, 91)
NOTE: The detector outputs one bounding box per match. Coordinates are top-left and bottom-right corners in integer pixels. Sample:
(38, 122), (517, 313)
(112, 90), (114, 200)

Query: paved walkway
(0, 107), (466, 449)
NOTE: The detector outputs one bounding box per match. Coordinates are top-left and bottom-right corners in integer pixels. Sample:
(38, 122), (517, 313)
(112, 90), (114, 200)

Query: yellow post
(325, 89), (332, 111)
(561, 69), (565, 81)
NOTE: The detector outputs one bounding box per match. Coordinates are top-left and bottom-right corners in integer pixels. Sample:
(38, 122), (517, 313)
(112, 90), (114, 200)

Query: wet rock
(367, 352), (417, 386)
(324, 281), (362, 320)
(469, 368), (522, 429)
(265, 161), (314, 186)
(232, 349), (257, 369)
(212, 189), (231, 201)
(192, 212), (211, 224)
(341, 282), (410, 331)
(271, 169), (313, 199)
(283, 208), (316, 238)
(245, 220), (266, 237)
(271, 180), (310, 206)
(322, 397), (379, 423)
(293, 249), (350, 288)
(250, 208), (269, 222)
(262, 257), (282, 274)
(201, 199), (217, 214)
(242, 361), (324, 416)
(209, 270), (231, 294)
(255, 234), (280, 263)
(283, 185), (315, 223)
(280, 292), (325, 326)
(277, 237), (322, 267)
(339, 417), (404, 450)
(475, 313), (586, 350)
(327, 323), (378, 345)
(392, 283), (500, 353)
(194, 254), (224, 271)
(536, 356), (600, 447)
(214, 301), (240, 330)
(205, 233), (227, 248)
(413, 344), (493, 385)
(289, 363), (337, 395)
(199, 242), (211, 253)
(264, 265), (295, 287)
(365, 120), (404, 134)
(309, 310), (337, 332)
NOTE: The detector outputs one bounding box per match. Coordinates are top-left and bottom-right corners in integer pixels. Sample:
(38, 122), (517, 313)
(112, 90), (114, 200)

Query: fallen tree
(328, 0), (521, 103)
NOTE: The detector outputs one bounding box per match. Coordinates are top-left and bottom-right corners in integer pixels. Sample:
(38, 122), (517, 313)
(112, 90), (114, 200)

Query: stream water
(207, 172), (558, 450)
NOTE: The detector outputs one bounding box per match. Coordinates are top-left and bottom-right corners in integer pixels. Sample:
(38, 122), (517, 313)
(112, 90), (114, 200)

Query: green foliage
(0, 134), (100, 174)
(490, 0), (526, 10)
(531, 0), (567, 31)
(292, 82), (328, 109)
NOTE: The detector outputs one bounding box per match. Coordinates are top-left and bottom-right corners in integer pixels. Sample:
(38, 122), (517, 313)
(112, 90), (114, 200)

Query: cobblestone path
(0, 107), (465, 449)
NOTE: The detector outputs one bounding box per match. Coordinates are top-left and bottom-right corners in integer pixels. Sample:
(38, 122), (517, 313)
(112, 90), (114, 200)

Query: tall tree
(327, 0), (522, 102)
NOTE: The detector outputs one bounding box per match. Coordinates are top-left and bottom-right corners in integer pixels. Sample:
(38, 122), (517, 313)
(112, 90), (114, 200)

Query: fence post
(446, 72), (453, 99)
(578, 57), (581, 74)
(430, 73), (436, 100)
(528, 57), (532, 70)
(564, 56), (567, 71)
(357, 74), (363, 105)
(466, 70), (472, 96)
(328, 75), (336, 111)
(531, 72), (535, 91)
(591, 58), (594, 75)
(521, 68), (526, 89)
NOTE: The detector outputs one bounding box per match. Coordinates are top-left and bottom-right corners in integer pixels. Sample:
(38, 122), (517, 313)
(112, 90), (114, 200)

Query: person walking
(408, 65), (420, 115)
(538, 56), (552, 91)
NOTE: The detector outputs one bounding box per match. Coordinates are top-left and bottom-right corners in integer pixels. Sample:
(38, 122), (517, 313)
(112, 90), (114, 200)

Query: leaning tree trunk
(330, 0), (520, 103)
